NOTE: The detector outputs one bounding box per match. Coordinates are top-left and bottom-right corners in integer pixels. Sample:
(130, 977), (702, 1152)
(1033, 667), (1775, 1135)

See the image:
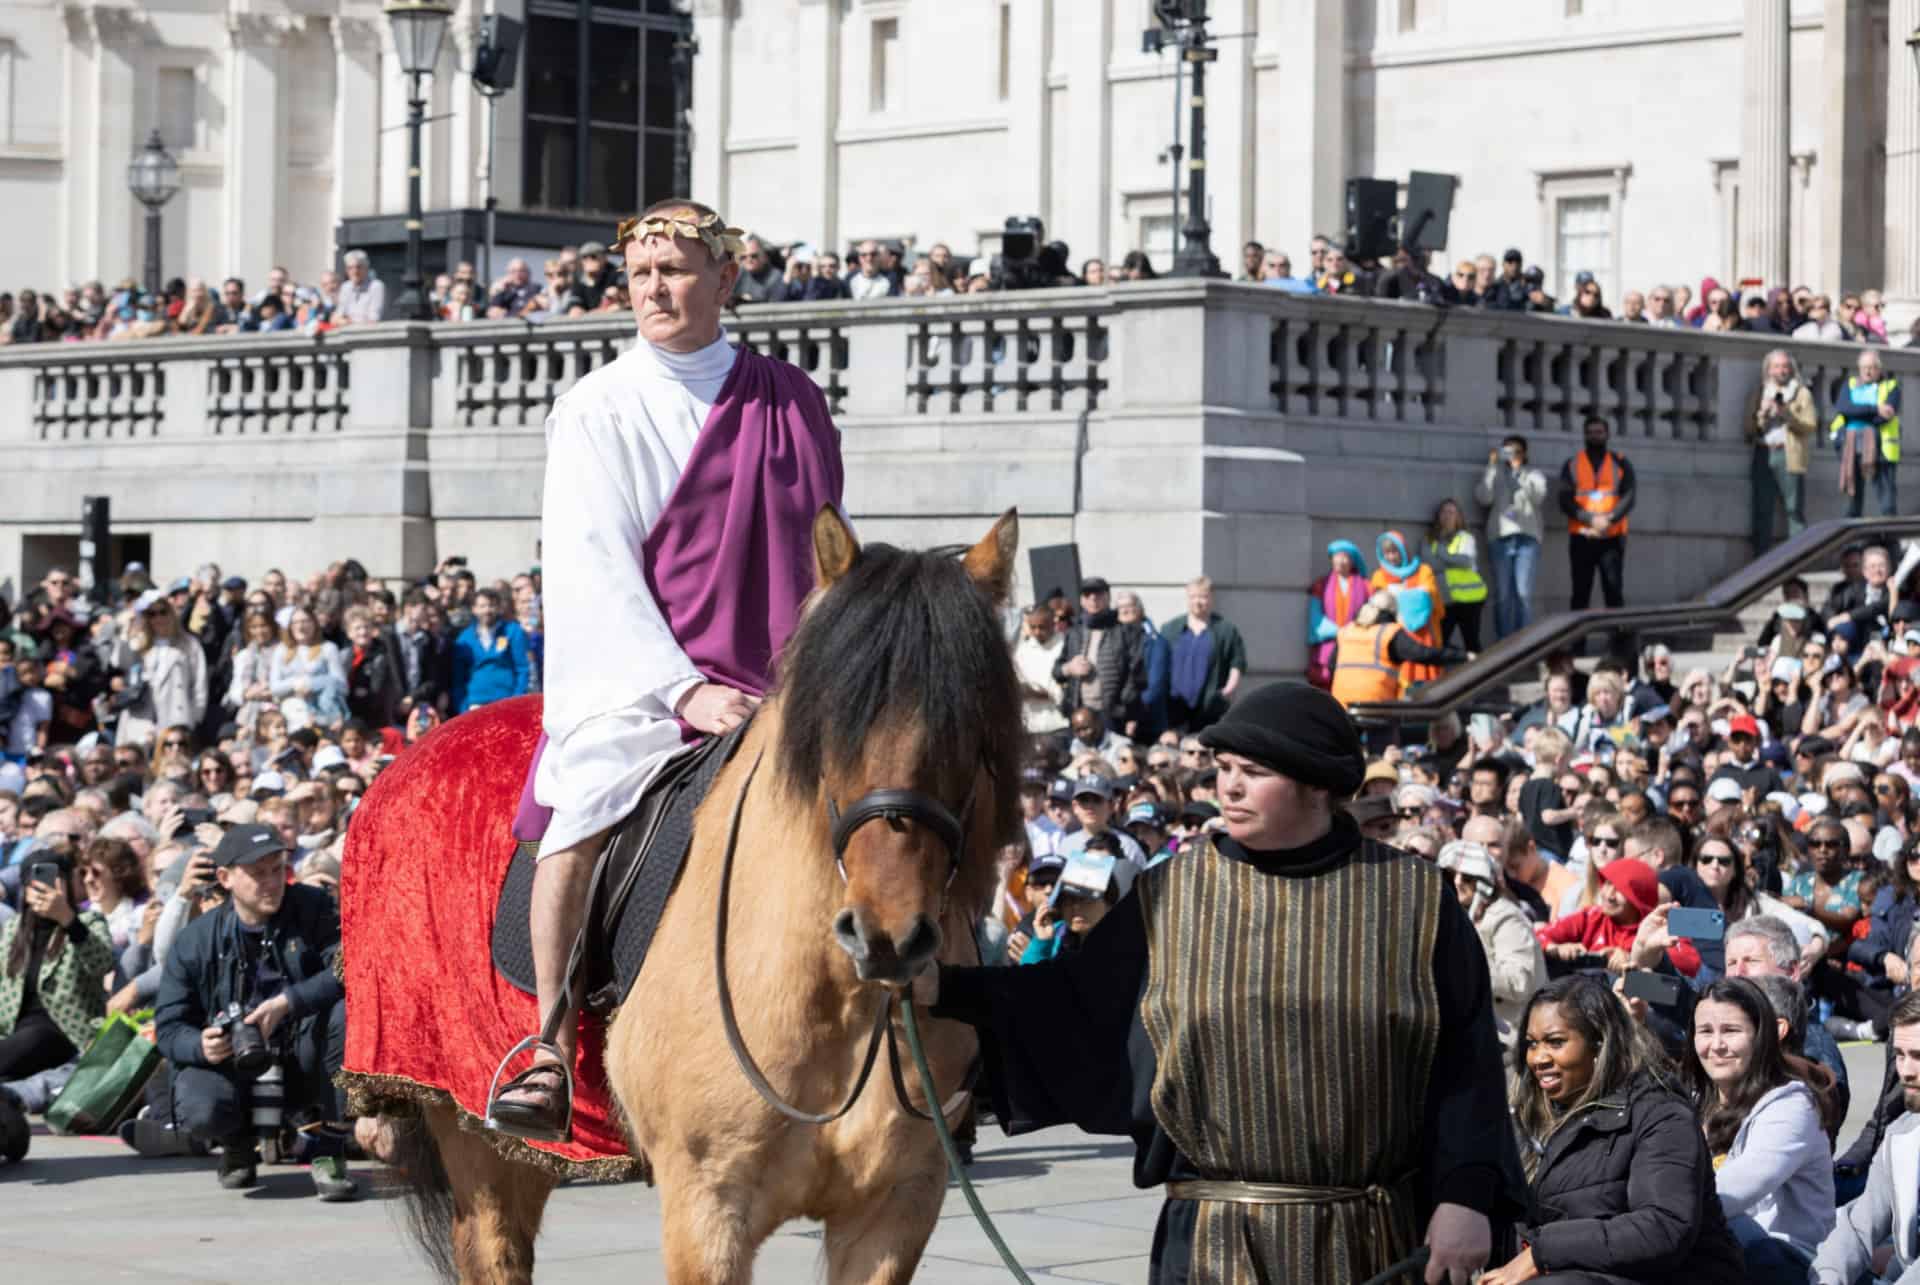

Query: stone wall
(4, 283), (1917, 687)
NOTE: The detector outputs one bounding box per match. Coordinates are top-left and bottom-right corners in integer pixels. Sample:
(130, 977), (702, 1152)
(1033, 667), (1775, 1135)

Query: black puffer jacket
(1522, 1072), (1746, 1284)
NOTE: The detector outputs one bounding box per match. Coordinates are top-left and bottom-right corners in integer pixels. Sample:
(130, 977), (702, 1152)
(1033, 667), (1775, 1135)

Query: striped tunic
(1136, 834), (1445, 1283)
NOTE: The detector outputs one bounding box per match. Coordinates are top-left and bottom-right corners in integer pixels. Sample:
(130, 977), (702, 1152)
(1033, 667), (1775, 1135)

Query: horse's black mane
(775, 541), (1021, 831)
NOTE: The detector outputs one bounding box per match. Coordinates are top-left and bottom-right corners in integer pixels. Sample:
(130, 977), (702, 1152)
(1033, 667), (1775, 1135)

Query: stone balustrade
(4, 282), (1918, 683)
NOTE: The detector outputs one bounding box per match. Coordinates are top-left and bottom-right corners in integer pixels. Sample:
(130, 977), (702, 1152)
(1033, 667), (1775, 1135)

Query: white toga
(533, 329), (740, 856)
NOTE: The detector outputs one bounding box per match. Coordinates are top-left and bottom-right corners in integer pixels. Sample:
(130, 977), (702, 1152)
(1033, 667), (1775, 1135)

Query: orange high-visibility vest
(1572, 452), (1628, 538)
(1332, 622), (1403, 707)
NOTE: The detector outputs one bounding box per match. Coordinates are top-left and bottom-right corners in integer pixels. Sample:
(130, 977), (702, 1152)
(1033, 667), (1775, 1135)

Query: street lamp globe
(384, 0), (454, 79)
(127, 130), (180, 210)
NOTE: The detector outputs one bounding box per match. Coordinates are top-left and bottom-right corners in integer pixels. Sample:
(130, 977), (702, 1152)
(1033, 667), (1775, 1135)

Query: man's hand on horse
(1423, 1201), (1491, 1284)
(676, 682), (759, 735)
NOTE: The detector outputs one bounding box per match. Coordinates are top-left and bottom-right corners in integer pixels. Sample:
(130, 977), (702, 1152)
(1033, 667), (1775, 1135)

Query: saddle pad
(490, 723), (746, 1004)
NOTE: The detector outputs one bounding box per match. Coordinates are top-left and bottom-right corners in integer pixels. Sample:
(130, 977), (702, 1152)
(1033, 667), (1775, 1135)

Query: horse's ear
(812, 505), (861, 590)
(962, 509), (1020, 605)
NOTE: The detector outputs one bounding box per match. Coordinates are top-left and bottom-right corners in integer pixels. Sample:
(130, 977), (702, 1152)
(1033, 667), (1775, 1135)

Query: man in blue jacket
(154, 823), (354, 1200)
(450, 587), (531, 713)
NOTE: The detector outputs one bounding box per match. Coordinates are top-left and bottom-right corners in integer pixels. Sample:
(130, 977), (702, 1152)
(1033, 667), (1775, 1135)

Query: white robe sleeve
(538, 392), (705, 745)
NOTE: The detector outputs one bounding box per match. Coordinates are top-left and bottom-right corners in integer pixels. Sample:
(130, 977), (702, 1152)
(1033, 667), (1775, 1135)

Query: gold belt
(1165, 1179), (1402, 1207)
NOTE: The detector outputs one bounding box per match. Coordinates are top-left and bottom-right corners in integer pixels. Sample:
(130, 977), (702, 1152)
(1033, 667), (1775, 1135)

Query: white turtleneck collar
(632, 326), (736, 386)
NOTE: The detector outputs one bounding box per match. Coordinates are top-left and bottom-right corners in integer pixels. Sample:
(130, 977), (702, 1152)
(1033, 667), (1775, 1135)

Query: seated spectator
(485, 258), (539, 319)
(1694, 831), (1824, 950)
(1563, 274), (1612, 319)
(1057, 776), (1146, 889)
(1536, 856), (1701, 976)
(1486, 975), (1745, 1284)
(0, 849), (113, 1081)
(212, 277), (254, 334)
(153, 824), (354, 1200)
(1802, 661), (1871, 740)
(268, 606), (347, 730)
(79, 835), (149, 955)
(1794, 294), (1846, 341)
(1682, 977), (1837, 1281)
(1812, 989), (1920, 1281)
(1439, 838), (1545, 1046)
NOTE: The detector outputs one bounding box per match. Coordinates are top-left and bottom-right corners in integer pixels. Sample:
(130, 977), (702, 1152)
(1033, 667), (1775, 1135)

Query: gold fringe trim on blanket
(335, 1067), (650, 1185)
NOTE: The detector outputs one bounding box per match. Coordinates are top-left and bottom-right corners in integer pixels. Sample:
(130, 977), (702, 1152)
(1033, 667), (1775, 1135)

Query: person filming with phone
(153, 822), (355, 1200)
(0, 847), (114, 1081)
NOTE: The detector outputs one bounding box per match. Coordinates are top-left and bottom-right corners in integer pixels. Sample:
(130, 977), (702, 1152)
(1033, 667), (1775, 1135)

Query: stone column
(1059, 0), (1110, 262)
(70, 7), (144, 282)
(790, 0), (840, 250)
(689, 0), (731, 212)
(330, 17), (384, 236)
(1256, 0), (1345, 265)
(1002, 0), (1050, 227)
(1887, 0), (1920, 331)
(1737, 0), (1791, 286)
(1820, 0), (1880, 293)
(224, 14), (292, 286)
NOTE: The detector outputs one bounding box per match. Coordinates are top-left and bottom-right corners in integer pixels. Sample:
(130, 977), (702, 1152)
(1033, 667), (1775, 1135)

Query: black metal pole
(401, 77), (430, 320)
(142, 206), (161, 297)
(1171, 27), (1221, 278)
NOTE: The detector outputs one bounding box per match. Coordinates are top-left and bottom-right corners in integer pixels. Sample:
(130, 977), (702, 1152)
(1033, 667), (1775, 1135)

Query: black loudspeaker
(1028, 544), (1083, 608)
(1345, 178), (1399, 261)
(1402, 171), (1457, 253)
(473, 14), (523, 93)
(80, 495), (110, 606)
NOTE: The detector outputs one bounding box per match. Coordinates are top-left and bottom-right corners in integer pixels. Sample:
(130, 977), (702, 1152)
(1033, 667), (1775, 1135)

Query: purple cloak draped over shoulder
(511, 344), (845, 841)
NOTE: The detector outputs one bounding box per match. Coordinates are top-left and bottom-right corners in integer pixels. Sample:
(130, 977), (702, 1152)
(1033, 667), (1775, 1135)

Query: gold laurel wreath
(612, 209), (747, 262)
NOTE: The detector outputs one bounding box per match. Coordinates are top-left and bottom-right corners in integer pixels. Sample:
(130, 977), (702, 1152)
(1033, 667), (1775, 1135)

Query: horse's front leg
(822, 1161), (947, 1285)
(655, 1160), (777, 1285)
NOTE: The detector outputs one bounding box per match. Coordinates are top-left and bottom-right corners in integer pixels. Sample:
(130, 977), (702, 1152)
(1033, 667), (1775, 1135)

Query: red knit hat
(1599, 857), (1658, 918)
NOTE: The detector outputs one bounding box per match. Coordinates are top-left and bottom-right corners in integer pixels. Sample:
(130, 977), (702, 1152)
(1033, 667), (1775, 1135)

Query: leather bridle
(714, 749), (981, 1125)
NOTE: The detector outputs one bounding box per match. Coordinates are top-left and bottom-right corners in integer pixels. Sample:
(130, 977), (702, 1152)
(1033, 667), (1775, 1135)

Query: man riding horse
(487, 199), (844, 1141)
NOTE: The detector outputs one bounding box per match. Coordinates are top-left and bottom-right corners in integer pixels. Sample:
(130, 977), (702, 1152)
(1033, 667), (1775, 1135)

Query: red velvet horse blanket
(339, 694), (638, 1177)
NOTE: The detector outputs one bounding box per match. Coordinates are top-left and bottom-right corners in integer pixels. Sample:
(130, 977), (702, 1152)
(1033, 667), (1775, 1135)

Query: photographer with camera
(1745, 349), (1816, 554)
(154, 822), (354, 1200)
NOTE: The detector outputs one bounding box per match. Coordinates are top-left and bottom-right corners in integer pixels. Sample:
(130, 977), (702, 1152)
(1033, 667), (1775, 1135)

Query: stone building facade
(690, 0), (1919, 318)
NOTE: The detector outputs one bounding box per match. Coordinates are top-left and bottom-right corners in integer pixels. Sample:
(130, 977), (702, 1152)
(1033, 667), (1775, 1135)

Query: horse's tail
(387, 1114), (459, 1284)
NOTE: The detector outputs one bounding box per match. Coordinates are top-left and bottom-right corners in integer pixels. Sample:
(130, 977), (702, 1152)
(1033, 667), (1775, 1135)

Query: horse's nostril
(832, 909), (867, 960)
(897, 916), (941, 966)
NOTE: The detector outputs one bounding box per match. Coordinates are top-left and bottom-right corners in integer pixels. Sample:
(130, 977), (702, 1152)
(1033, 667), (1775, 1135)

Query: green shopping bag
(44, 1014), (160, 1135)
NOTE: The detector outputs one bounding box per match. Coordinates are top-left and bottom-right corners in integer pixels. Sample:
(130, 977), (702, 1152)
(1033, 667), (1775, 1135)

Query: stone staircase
(1496, 569), (1847, 713)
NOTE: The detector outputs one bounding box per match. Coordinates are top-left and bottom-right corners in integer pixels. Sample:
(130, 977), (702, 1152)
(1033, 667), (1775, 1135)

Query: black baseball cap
(1079, 576), (1110, 595)
(211, 822), (291, 868)
(1503, 248), (1523, 263)
(1047, 776), (1074, 804)
(1020, 766), (1050, 790)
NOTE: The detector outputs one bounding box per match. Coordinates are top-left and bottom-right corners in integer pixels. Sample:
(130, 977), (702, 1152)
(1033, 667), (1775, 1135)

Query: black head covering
(1198, 682), (1366, 798)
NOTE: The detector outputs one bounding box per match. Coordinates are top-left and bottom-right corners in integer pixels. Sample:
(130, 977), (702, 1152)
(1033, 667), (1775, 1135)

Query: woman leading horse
(340, 508), (1023, 1284)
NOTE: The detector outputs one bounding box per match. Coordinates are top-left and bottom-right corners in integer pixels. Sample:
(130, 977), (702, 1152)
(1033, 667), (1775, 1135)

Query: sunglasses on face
(1669, 796), (1700, 809)
(1588, 834), (1622, 848)
(1809, 838), (1846, 852)
(1878, 784), (1900, 796)
(164, 738), (189, 749)
(1697, 852), (1737, 867)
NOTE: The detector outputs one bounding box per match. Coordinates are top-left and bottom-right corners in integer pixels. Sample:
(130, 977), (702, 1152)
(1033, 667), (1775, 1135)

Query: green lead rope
(899, 997), (1037, 1285)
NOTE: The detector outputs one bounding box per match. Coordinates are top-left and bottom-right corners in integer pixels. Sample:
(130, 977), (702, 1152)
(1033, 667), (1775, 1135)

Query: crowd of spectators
(0, 552), (540, 1196)
(1014, 539), (1920, 1280)
(1235, 236), (1920, 350)
(7, 225), (1917, 346)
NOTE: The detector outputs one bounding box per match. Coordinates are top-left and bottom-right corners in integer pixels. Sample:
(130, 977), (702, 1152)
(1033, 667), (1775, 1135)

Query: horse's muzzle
(833, 908), (942, 983)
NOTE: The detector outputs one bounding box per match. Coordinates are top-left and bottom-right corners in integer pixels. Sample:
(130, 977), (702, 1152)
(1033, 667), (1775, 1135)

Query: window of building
(1566, 0), (1583, 14)
(870, 17), (899, 113)
(1554, 196), (1610, 301)
(522, 0), (688, 215)
(1398, 0), (1418, 33)
(1141, 214), (1177, 270)
(158, 67), (198, 152)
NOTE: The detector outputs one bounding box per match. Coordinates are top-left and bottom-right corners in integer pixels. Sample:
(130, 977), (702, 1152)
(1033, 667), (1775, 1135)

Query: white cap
(251, 770), (288, 797)
(312, 745), (348, 773)
(786, 241), (816, 264)
(1392, 783), (1437, 811)
(131, 588), (166, 614)
(1875, 826), (1905, 867)
(1769, 657), (1802, 684)
(1765, 790), (1800, 822)
(1437, 840), (1497, 884)
(1706, 777), (1743, 804)
(1797, 792), (1829, 817)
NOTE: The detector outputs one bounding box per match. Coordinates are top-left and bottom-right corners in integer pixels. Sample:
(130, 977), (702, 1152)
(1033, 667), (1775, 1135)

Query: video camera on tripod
(991, 216), (1074, 291)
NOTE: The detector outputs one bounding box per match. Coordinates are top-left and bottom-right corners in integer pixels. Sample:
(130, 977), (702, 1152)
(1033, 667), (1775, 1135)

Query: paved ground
(0, 1040), (1890, 1283)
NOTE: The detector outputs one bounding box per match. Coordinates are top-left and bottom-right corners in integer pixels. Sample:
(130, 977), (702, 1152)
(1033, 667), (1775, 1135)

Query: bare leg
(492, 829), (604, 1126)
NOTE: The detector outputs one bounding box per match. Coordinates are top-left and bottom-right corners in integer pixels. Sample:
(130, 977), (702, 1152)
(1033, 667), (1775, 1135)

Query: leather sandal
(485, 1038), (575, 1143)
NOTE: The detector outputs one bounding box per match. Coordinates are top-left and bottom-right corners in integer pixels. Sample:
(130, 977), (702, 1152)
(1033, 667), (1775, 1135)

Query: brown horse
(381, 508), (1023, 1283)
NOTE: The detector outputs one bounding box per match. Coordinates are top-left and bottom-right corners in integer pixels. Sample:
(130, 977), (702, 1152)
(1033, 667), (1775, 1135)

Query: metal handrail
(1349, 516), (1920, 725)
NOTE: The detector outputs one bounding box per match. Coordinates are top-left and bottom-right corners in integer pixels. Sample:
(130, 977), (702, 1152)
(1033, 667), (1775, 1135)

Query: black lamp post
(1147, 2), (1222, 278)
(127, 131), (181, 297)
(384, 0), (454, 321)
